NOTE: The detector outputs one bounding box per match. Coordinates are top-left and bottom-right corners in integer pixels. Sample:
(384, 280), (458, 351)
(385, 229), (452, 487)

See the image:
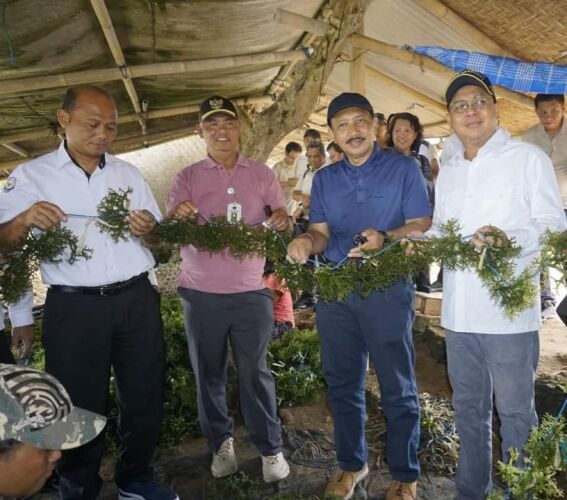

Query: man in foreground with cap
(0, 364), (106, 497)
(412, 70), (566, 499)
(166, 95), (290, 483)
(288, 92), (431, 500)
(0, 84), (175, 500)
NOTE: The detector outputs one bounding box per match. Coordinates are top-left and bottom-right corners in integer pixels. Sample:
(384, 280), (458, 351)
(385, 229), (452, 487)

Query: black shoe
(429, 280), (443, 292)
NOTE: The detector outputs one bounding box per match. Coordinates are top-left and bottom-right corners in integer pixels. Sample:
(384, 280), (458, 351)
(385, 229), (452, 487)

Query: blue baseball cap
(327, 93), (374, 126)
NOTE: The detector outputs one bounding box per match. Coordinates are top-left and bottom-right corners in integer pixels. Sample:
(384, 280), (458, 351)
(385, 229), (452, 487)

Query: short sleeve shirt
(309, 146), (432, 263)
(166, 154), (286, 293)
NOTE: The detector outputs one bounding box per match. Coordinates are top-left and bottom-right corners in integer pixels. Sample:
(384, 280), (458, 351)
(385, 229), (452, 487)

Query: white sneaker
(262, 452), (290, 483)
(211, 437), (238, 478)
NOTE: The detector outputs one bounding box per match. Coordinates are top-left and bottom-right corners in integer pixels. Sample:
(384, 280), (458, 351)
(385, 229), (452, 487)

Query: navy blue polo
(309, 145), (432, 263)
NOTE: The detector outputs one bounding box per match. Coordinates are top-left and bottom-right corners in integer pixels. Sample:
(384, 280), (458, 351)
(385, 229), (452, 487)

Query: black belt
(49, 272), (148, 297)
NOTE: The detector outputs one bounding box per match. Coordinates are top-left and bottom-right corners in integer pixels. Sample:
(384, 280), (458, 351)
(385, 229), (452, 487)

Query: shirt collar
(445, 127), (509, 162)
(55, 140), (107, 172)
(204, 152), (248, 169)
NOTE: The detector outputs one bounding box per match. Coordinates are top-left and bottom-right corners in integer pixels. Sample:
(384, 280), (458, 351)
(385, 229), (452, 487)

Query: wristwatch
(377, 230), (391, 244)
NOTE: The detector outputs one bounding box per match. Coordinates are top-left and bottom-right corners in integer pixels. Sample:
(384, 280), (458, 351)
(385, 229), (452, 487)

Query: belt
(49, 272), (148, 297)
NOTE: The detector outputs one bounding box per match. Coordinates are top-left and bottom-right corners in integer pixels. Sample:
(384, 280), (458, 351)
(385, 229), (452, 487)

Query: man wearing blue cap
(287, 92), (432, 500)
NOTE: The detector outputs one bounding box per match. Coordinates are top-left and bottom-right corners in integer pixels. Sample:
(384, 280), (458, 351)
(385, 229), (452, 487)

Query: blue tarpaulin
(413, 46), (567, 95)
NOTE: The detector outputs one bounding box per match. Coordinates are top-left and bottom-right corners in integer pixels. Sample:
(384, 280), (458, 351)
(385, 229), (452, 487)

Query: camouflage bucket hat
(0, 364), (106, 450)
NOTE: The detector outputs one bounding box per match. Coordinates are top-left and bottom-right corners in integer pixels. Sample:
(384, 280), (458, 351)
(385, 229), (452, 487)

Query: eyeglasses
(449, 96), (491, 114)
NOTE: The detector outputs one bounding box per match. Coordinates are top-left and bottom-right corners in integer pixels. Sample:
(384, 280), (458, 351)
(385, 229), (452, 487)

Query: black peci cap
(199, 95), (238, 121)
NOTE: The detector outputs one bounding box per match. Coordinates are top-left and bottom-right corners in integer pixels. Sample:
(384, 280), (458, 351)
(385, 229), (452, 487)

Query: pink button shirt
(166, 154), (286, 293)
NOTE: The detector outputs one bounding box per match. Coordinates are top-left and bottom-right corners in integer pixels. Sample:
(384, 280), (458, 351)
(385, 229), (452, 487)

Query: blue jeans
(316, 279), (420, 481)
(445, 330), (539, 500)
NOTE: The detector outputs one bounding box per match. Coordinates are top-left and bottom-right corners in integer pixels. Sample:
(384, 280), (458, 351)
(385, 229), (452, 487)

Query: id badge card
(227, 202), (242, 223)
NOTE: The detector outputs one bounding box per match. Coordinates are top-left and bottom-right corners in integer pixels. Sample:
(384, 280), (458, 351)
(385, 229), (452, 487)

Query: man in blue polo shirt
(288, 93), (431, 500)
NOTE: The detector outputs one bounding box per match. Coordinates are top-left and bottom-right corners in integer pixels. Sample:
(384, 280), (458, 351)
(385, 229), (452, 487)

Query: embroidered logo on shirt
(3, 177), (16, 193)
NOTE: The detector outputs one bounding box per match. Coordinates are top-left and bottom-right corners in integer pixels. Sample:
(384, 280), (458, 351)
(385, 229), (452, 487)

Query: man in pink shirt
(166, 95), (290, 483)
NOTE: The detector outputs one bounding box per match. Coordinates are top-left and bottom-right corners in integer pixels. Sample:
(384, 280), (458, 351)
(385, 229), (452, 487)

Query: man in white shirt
(0, 85), (176, 500)
(272, 141), (302, 205)
(423, 70), (566, 500)
(522, 94), (567, 318)
(291, 142), (326, 222)
(291, 128), (323, 187)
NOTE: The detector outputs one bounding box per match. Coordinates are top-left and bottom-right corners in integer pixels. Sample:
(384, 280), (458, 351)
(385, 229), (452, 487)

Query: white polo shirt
(0, 142), (161, 287)
(522, 119), (567, 207)
(1, 291), (33, 331)
(430, 128), (566, 334)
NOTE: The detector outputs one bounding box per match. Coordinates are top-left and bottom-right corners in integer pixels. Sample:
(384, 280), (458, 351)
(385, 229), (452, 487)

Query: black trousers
(42, 278), (165, 499)
(0, 329), (15, 364)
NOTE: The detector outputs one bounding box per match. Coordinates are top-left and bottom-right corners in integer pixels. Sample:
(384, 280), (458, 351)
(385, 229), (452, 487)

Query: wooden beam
(350, 23), (366, 94)
(414, 0), (510, 56)
(0, 96), (274, 144)
(0, 50), (308, 97)
(348, 33), (533, 109)
(2, 142), (30, 158)
(366, 66), (447, 116)
(0, 127), (197, 173)
(277, 9), (534, 110)
(423, 119), (449, 130)
(90, 0), (145, 131)
(277, 9), (328, 36)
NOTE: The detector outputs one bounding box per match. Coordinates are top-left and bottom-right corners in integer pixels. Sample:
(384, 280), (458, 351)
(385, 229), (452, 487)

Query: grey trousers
(178, 287), (283, 456)
(445, 330), (539, 500)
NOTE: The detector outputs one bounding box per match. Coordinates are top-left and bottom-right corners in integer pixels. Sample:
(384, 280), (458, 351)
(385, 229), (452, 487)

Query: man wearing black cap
(167, 95), (290, 483)
(416, 70), (566, 499)
(288, 92), (432, 500)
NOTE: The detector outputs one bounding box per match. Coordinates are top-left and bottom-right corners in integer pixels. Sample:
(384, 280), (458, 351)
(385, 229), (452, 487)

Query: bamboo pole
(350, 23), (366, 94)
(277, 9), (328, 36)
(348, 33), (533, 109)
(90, 0), (145, 131)
(277, 9), (533, 110)
(1, 143), (30, 158)
(423, 119), (449, 130)
(0, 96), (274, 145)
(414, 0), (510, 56)
(0, 50), (307, 97)
(366, 67), (447, 116)
(0, 127), (197, 173)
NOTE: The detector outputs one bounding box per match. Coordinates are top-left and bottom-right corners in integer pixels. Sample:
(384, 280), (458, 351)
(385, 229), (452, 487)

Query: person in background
(374, 112), (388, 148)
(387, 112), (435, 293)
(292, 128), (323, 180)
(272, 141), (302, 207)
(522, 93), (567, 320)
(0, 364), (106, 497)
(262, 264), (295, 339)
(326, 141), (344, 163)
(291, 142), (327, 310)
